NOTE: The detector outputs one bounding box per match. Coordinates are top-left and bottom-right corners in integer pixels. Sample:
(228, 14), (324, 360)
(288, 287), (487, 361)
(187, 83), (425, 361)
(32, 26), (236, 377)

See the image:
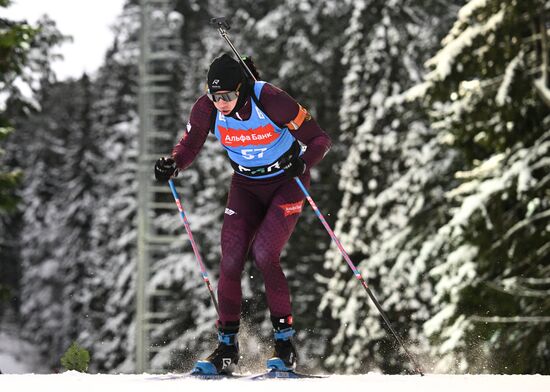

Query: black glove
(154, 157), (178, 181)
(281, 155), (306, 178)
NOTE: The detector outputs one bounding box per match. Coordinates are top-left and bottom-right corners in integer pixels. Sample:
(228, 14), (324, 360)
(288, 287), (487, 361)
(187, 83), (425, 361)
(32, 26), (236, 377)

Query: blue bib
(213, 82), (297, 179)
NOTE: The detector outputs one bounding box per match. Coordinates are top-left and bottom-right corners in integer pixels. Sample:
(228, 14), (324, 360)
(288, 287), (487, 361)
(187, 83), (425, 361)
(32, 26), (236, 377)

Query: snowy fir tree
(319, 0), (465, 374)
(405, 0), (550, 373)
(10, 75), (101, 369)
(321, 0), (549, 375)
(0, 12), (70, 367)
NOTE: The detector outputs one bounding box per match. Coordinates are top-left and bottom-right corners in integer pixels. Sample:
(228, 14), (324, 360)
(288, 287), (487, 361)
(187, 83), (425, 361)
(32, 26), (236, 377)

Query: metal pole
(136, 0), (151, 373)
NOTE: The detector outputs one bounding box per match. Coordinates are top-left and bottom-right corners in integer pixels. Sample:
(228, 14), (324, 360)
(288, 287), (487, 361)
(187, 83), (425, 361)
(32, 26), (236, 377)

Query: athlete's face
(213, 91), (239, 115)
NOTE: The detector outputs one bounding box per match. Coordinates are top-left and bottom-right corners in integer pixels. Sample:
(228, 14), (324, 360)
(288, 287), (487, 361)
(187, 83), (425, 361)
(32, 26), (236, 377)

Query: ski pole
(294, 177), (424, 376)
(168, 178), (220, 318)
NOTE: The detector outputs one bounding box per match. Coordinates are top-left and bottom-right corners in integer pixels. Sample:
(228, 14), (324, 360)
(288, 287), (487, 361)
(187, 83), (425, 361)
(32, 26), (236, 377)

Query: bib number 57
(241, 148), (267, 160)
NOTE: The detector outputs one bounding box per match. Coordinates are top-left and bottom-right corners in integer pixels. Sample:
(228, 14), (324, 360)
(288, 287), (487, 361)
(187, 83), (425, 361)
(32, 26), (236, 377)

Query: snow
(426, 9), (505, 81)
(386, 80), (431, 106)
(0, 329), (47, 374)
(0, 353), (27, 374)
(0, 372), (549, 392)
(456, 0), (489, 23)
(534, 77), (550, 107)
(496, 53), (522, 106)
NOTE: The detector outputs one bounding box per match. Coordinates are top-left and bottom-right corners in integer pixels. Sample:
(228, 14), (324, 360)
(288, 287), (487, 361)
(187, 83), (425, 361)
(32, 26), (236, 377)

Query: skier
(154, 53), (331, 375)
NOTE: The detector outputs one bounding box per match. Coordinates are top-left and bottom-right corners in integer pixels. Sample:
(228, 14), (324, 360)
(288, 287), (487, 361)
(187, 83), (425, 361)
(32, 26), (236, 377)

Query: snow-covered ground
(2, 327), (549, 391)
(1, 372), (549, 392)
(0, 327), (48, 374)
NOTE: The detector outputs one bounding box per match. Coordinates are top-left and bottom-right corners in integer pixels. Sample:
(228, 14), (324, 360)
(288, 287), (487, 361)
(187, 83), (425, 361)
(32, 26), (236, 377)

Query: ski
(187, 370), (326, 380)
(246, 369), (326, 380)
(187, 371), (245, 380)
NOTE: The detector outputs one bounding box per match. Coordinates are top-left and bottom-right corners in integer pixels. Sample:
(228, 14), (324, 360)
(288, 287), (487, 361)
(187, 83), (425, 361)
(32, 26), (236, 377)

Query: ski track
(1, 372), (549, 392)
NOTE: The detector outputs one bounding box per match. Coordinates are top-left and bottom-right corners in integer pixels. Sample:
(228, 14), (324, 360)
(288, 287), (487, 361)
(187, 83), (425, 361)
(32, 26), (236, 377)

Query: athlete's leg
(218, 176), (265, 324)
(250, 174), (311, 318)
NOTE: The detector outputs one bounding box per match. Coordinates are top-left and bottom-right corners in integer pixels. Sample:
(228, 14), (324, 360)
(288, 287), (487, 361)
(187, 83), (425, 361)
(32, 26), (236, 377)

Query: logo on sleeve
(279, 201), (303, 217)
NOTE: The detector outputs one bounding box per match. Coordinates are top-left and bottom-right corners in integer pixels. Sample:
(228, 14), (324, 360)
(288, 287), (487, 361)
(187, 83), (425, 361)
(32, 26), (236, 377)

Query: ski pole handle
(210, 16), (231, 31)
(168, 179), (220, 318)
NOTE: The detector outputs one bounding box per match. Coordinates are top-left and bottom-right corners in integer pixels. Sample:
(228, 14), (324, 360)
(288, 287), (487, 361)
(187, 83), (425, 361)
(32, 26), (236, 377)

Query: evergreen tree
(14, 77), (98, 368)
(0, 7), (68, 367)
(0, 126), (22, 320)
(0, 0), (38, 320)
(60, 341), (90, 372)
(410, 0), (550, 373)
(319, 0), (464, 374)
(54, 74), (101, 364)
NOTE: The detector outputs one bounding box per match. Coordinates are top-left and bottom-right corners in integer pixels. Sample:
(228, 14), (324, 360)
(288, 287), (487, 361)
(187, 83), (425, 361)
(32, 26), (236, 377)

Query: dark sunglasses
(207, 83), (241, 103)
(207, 90), (239, 102)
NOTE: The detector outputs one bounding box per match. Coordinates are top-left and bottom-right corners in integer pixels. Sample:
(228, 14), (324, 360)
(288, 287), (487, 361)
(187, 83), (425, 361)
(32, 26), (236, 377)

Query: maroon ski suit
(172, 83), (331, 324)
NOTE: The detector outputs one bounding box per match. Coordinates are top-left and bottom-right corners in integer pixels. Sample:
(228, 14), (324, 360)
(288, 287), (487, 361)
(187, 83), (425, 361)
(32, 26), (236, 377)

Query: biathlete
(154, 53), (331, 375)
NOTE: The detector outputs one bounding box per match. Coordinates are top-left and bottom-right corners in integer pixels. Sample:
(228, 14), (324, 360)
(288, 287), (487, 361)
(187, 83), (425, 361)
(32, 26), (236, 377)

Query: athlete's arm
(172, 95), (214, 170)
(259, 83), (332, 168)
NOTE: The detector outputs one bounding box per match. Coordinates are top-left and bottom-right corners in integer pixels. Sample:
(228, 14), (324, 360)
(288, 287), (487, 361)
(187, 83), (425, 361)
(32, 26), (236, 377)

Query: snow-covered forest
(1, 0), (549, 375)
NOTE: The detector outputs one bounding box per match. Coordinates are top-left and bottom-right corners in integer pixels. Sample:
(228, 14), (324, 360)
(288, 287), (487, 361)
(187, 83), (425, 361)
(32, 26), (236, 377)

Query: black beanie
(207, 54), (244, 93)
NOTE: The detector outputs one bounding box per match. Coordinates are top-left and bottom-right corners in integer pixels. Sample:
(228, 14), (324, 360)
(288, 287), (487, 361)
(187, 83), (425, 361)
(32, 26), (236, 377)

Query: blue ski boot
(192, 321), (240, 375)
(266, 315), (297, 371)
